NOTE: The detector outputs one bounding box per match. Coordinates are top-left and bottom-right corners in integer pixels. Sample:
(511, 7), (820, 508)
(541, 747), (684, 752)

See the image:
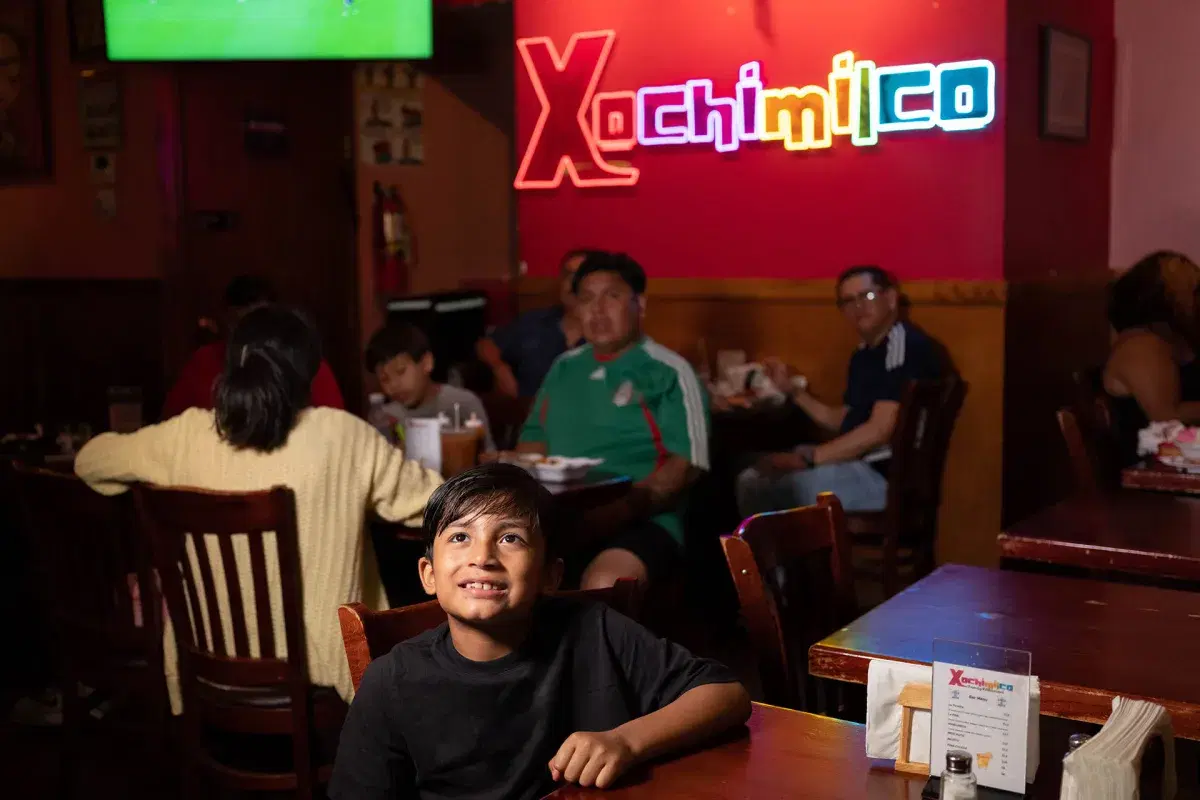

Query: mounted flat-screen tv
(102, 0), (433, 61)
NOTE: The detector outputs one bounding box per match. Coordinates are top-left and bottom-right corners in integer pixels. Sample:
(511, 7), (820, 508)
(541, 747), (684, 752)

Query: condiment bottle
(1067, 733), (1092, 753)
(939, 749), (978, 800)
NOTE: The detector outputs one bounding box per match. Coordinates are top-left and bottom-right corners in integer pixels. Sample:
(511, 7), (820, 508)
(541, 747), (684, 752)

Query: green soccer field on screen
(102, 0), (433, 61)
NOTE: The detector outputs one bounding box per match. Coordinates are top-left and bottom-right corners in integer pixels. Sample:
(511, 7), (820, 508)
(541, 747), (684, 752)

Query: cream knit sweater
(74, 406), (443, 711)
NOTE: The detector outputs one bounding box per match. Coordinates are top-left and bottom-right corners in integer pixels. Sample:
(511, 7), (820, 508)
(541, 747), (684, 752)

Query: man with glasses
(736, 265), (942, 516)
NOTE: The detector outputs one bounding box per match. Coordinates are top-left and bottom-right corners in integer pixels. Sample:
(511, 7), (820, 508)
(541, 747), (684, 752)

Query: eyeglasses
(836, 290), (880, 310)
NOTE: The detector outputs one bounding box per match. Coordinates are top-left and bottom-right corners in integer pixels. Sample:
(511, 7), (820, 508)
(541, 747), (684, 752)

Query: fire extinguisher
(373, 181), (416, 298)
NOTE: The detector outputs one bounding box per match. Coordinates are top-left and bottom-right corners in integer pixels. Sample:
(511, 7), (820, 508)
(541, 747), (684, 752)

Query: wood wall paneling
(1002, 277), (1112, 526)
(518, 279), (1006, 567)
(0, 280), (164, 433)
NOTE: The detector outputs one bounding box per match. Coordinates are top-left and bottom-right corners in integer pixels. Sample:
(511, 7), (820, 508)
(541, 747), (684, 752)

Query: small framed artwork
(1039, 26), (1092, 141)
(0, 1), (52, 182)
(68, 0), (108, 63)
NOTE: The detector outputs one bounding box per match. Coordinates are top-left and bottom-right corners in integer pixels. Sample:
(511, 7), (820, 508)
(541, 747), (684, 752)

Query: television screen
(102, 0), (433, 61)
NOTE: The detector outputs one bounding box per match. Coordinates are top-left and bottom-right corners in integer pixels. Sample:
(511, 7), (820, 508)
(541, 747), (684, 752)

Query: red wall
(1004, 0), (1114, 279)
(516, 0), (1008, 281)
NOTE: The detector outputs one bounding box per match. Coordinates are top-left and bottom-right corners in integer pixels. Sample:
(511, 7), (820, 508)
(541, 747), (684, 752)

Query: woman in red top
(162, 276), (344, 419)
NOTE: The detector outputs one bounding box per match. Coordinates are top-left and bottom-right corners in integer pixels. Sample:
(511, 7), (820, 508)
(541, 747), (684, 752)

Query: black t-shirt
(328, 597), (738, 800)
(841, 321), (942, 470)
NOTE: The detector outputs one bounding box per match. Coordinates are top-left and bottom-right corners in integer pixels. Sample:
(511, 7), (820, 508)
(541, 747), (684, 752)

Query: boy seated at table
(329, 463), (751, 800)
(366, 322), (496, 451)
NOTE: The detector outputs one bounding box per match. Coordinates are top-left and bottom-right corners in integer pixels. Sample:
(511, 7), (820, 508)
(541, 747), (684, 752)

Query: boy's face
(419, 510), (562, 630)
(376, 351), (434, 408)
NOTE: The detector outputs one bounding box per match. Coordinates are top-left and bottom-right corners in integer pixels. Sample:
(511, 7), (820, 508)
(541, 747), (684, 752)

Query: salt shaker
(939, 750), (978, 800)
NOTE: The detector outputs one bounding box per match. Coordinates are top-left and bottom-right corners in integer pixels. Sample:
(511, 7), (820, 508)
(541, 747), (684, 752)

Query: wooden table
(540, 470), (631, 506)
(999, 492), (1200, 582)
(809, 565), (1200, 740)
(545, 704), (1165, 799)
(1123, 459), (1200, 495)
(545, 704), (930, 799)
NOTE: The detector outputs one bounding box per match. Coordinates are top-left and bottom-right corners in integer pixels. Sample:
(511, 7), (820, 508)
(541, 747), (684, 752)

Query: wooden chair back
(881, 378), (968, 552)
(1058, 407), (1102, 495)
(133, 483), (335, 798)
(481, 392), (534, 451)
(338, 580), (642, 692)
(12, 465), (164, 696)
(721, 494), (855, 710)
(1067, 368), (1122, 490)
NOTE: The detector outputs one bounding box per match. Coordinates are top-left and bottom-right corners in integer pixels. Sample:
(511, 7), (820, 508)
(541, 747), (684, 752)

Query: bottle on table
(939, 750), (978, 800)
(1067, 733), (1092, 754)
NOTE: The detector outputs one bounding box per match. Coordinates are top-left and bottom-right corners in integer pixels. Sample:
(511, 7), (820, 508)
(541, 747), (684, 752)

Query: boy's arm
(329, 659), (416, 799)
(549, 608), (751, 789)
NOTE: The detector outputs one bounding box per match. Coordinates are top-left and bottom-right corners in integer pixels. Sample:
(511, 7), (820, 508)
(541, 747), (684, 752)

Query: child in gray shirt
(366, 323), (496, 451)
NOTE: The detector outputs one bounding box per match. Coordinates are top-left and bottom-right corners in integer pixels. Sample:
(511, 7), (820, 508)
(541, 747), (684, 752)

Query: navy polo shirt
(491, 306), (570, 397)
(842, 321), (942, 470)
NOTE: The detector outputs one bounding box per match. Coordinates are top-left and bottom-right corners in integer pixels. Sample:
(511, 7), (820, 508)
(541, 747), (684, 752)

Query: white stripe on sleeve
(642, 341), (710, 469)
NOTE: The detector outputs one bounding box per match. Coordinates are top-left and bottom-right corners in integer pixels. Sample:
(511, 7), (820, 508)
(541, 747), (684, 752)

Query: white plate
(1157, 455), (1200, 474)
(533, 457), (604, 483)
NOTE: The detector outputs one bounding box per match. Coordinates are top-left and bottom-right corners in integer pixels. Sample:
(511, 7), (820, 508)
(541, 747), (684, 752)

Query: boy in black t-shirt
(329, 464), (751, 800)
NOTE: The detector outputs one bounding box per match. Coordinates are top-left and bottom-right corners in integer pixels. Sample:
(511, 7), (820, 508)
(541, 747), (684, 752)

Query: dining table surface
(544, 703), (931, 799)
(544, 703), (1188, 799)
(1122, 458), (1200, 496)
(809, 564), (1200, 740)
(998, 491), (1200, 582)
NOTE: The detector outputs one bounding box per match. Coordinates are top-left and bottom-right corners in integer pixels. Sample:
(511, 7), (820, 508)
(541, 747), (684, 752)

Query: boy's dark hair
(224, 275), (277, 310)
(214, 304), (321, 453)
(365, 322), (432, 373)
(571, 251), (647, 296)
(835, 265), (895, 294)
(422, 463), (560, 560)
(1108, 250), (1198, 334)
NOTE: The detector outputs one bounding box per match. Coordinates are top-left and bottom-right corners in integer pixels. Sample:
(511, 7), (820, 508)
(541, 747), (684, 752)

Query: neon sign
(515, 30), (996, 190)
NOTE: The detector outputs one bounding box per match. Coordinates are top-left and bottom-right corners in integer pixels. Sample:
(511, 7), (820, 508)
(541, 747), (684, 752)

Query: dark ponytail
(214, 305), (322, 452)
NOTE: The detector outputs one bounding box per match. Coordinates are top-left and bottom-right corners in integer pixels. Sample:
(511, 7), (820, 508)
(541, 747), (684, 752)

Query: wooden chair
(721, 493), (855, 711)
(12, 465), (169, 798)
(481, 392), (535, 451)
(337, 580), (642, 692)
(1058, 407), (1103, 496)
(133, 483), (344, 800)
(1065, 368), (1123, 491)
(847, 378), (967, 599)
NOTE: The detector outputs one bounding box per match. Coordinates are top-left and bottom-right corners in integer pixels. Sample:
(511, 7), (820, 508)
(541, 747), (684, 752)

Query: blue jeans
(736, 460), (889, 517)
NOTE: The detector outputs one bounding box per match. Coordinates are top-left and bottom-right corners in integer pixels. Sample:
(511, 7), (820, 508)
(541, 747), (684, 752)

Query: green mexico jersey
(520, 338), (710, 544)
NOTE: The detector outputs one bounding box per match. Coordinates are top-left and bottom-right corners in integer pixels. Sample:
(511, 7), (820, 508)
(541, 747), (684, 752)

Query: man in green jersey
(517, 252), (710, 590)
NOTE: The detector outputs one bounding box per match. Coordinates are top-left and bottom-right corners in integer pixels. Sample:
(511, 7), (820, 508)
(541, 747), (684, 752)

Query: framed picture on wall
(0, 1), (51, 182)
(1039, 26), (1092, 141)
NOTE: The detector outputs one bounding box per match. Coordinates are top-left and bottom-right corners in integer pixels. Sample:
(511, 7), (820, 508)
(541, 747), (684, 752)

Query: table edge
(808, 642), (1200, 740)
(996, 534), (1200, 582)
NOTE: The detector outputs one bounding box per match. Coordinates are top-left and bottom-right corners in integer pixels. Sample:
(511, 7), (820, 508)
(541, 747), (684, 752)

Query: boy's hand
(549, 730), (635, 789)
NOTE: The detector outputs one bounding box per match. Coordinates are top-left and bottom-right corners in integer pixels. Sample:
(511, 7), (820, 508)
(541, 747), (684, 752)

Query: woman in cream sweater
(75, 305), (442, 710)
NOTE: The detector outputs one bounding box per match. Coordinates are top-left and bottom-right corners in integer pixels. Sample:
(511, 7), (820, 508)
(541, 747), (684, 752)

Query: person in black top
(1103, 251), (1200, 464)
(329, 463), (750, 800)
(736, 266), (943, 515)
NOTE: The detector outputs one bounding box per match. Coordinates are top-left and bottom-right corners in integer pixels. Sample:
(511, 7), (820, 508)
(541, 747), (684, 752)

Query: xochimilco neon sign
(515, 30), (996, 191)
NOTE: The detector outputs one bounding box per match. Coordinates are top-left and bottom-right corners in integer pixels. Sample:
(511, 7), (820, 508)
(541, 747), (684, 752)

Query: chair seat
(197, 681), (346, 735)
(197, 680), (341, 710)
